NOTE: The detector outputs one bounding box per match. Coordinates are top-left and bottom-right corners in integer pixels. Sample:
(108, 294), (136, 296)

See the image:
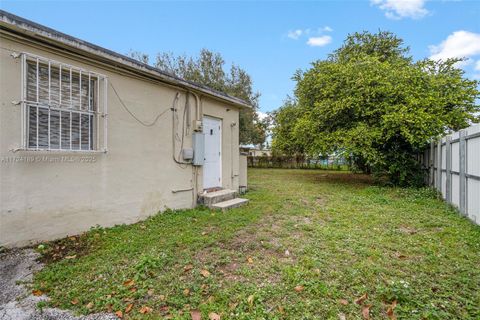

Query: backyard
(32, 169), (480, 319)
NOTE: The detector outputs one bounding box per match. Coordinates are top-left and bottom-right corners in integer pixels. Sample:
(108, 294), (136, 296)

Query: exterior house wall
(0, 35), (240, 247)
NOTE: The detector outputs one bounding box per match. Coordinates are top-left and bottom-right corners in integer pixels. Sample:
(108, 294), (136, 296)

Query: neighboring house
(0, 11), (249, 247)
(242, 147), (272, 157)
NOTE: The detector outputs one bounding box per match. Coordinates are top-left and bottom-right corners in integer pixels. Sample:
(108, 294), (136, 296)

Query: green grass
(33, 169), (480, 319)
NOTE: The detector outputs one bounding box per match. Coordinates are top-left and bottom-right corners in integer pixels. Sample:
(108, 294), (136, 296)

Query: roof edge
(0, 10), (252, 109)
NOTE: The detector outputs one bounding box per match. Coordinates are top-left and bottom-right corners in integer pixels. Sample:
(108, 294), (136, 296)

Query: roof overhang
(0, 10), (252, 109)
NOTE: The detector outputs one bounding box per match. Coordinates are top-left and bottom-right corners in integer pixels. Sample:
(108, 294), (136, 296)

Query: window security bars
(20, 53), (108, 152)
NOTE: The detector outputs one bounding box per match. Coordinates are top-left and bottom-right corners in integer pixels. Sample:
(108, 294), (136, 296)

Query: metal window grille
(20, 53), (108, 152)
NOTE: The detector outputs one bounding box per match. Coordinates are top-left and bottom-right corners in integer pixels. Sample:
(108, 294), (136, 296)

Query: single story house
(240, 146), (272, 157)
(0, 10), (249, 247)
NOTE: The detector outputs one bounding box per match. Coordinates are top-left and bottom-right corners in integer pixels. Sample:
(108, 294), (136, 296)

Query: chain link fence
(247, 155), (349, 171)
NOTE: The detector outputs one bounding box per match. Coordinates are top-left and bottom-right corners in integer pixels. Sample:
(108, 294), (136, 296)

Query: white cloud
(475, 60), (480, 71)
(307, 35), (332, 47)
(371, 0), (429, 20)
(287, 26), (332, 41)
(287, 29), (303, 40)
(257, 111), (268, 121)
(474, 61), (480, 79)
(320, 26), (333, 32)
(429, 31), (480, 66)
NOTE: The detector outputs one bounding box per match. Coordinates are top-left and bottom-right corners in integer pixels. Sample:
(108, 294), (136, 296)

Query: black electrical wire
(110, 81), (175, 127)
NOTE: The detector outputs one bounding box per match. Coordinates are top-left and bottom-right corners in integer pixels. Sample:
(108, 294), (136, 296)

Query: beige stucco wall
(0, 35), (240, 247)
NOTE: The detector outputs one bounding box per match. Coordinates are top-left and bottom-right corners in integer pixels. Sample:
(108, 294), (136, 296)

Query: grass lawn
(33, 169), (480, 319)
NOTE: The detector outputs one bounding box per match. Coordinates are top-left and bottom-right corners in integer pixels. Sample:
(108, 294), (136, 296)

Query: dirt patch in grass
(37, 233), (100, 264)
(312, 172), (373, 185)
(194, 213), (298, 286)
(397, 225), (419, 235)
(217, 261), (244, 282)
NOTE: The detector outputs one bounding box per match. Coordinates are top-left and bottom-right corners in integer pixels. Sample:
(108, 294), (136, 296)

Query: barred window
(21, 54), (108, 151)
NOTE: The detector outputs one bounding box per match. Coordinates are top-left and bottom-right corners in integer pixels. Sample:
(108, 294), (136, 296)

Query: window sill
(10, 148), (107, 154)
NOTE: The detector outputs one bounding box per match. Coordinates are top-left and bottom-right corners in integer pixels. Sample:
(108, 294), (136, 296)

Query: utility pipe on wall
(230, 121), (238, 188)
(190, 92), (203, 204)
(192, 92), (201, 124)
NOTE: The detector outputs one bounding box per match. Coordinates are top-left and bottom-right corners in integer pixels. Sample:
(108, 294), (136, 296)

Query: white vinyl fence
(421, 124), (480, 225)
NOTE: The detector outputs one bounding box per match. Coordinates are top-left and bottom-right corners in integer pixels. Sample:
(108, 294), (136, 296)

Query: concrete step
(211, 198), (249, 211)
(199, 189), (237, 207)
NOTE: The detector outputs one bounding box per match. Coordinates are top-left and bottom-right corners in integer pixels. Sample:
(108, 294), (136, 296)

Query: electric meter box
(193, 132), (205, 166)
(182, 148), (194, 161)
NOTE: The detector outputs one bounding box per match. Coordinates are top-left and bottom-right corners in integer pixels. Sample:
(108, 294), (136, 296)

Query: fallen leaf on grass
(284, 250), (290, 257)
(355, 293), (368, 305)
(387, 300), (397, 319)
(228, 302), (238, 310)
(65, 255), (76, 259)
(362, 304), (372, 319)
(247, 257), (254, 264)
(294, 285), (304, 292)
(129, 287), (137, 293)
(339, 299), (349, 305)
(395, 252), (407, 259)
(86, 302), (94, 309)
(183, 288), (191, 296)
(70, 298), (79, 305)
(190, 309), (201, 320)
(123, 279), (135, 287)
(247, 295), (254, 306)
(139, 306), (152, 314)
(125, 303), (133, 314)
(338, 313), (346, 320)
(159, 305), (169, 312)
(115, 310), (123, 318)
(147, 289), (155, 296)
(200, 269), (211, 278)
(184, 264), (194, 272)
(32, 289), (43, 296)
(208, 312), (220, 320)
(278, 306), (285, 314)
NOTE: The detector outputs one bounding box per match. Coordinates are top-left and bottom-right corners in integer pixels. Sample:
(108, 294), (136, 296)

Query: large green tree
(272, 31), (479, 185)
(128, 49), (266, 145)
(270, 97), (305, 155)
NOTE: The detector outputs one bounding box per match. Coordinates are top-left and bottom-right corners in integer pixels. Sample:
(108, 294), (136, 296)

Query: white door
(203, 116), (222, 189)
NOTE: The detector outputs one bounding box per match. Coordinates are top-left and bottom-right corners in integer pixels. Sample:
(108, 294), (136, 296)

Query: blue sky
(2, 0), (479, 116)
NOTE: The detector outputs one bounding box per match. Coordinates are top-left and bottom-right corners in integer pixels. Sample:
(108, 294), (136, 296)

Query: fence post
(445, 136), (452, 203)
(436, 139), (442, 192)
(429, 141), (435, 186)
(459, 130), (466, 216)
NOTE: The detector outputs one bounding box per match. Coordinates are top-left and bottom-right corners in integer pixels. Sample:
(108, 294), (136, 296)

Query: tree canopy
(272, 31), (479, 185)
(128, 49), (266, 145)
